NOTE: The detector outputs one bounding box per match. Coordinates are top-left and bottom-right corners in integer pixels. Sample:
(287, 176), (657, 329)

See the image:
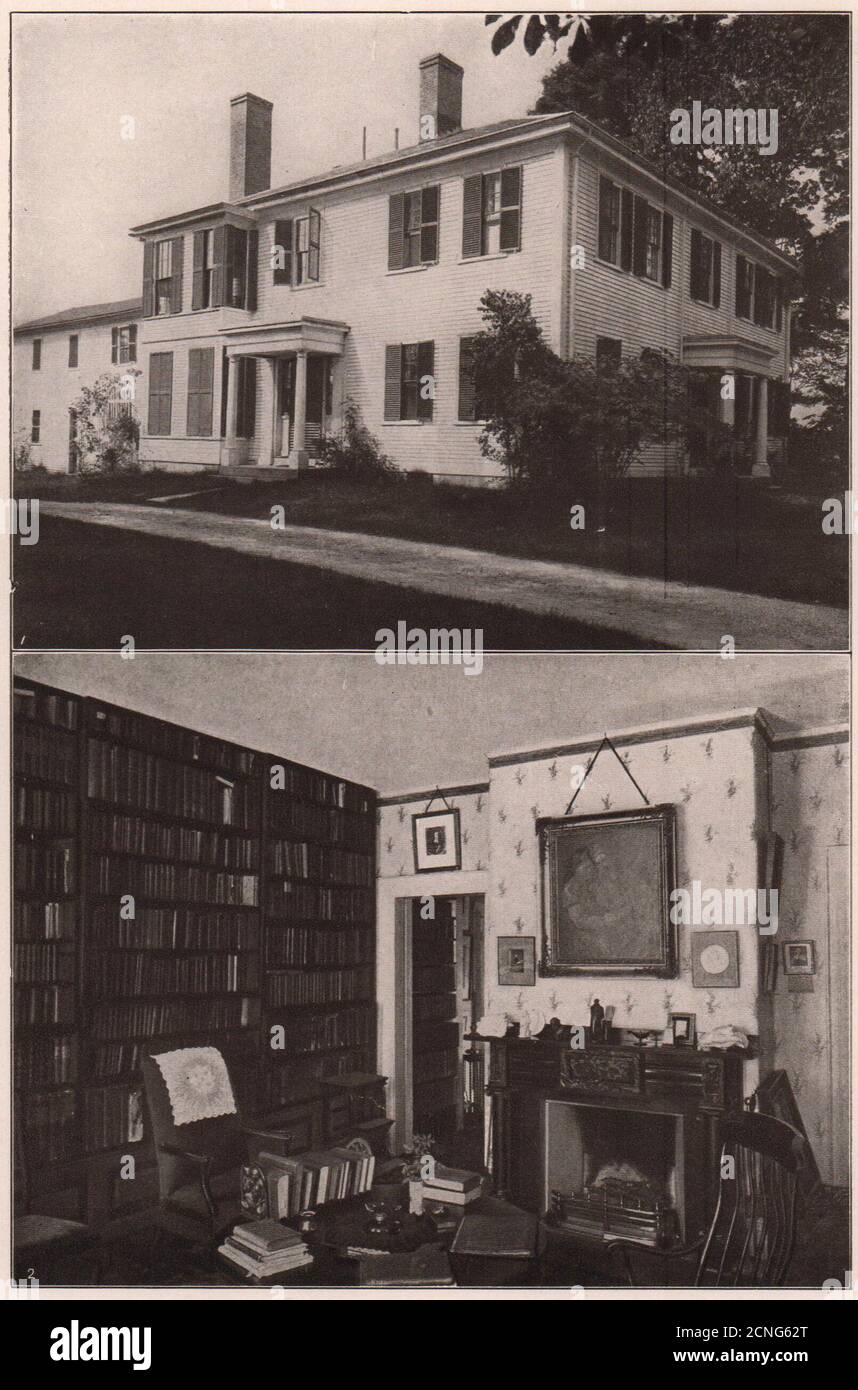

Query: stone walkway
(39, 501), (847, 650)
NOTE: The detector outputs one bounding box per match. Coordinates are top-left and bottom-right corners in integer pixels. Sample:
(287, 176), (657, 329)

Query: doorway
(395, 894), (484, 1146)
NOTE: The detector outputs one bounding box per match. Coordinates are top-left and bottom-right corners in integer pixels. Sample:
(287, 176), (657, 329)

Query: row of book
(15, 841), (75, 897)
(14, 899), (76, 941)
(414, 992), (457, 1023)
(91, 1030), (256, 1082)
(15, 685), (79, 730)
(90, 854), (259, 907)
(220, 1220), (312, 1279)
(89, 704), (258, 778)
(90, 905), (261, 952)
(265, 1048), (375, 1103)
(14, 943), (76, 984)
(91, 995), (257, 1040)
(15, 983), (75, 1027)
(266, 966), (374, 1008)
(270, 1004), (375, 1055)
(84, 1084), (145, 1150)
(91, 951), (257, 999)
(15, 1035), (77, 1087)
(269, 765), (355, 810)
(87, 740), (257, 829)
(269, 838), (373, 887)
(268, 881), (374, 923)
(265, 925), (373, 969)
(91, 810), (258, 870)
(261, 1146), (377, 1218)
(14, 722), (78, 785)
(268, 797), (374, 853)
(414, 1047), (459, 1084)
(16, 785), (77, 834)
(20, 1088), (77, 1164)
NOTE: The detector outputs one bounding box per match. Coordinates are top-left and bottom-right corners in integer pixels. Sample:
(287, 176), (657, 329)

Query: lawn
(14, 516), (662, 649)
(16, 467), (848, 608)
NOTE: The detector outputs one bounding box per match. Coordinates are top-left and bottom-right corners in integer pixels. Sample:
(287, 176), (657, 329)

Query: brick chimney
(229, 93), (273, 201)
(419, 54), (463, 142)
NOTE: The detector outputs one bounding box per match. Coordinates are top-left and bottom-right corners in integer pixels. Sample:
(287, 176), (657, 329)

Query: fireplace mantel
(471, 1036), (748, 1236)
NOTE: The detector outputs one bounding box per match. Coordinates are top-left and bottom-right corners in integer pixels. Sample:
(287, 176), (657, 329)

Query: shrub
(13, 430), (34, 472)
(317, 398), (398, 481)
(70, 371), (142, 474)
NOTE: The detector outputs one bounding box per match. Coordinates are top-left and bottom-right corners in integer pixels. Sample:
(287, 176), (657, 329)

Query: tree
(468, 290), (696, 493)
(70, 371), (141, 474)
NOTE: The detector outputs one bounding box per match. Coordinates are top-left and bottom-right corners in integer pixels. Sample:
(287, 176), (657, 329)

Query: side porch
(681, 334), (789, 478)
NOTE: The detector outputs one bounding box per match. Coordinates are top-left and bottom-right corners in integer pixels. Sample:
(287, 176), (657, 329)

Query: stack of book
(421, 1164), (482, 1206)
(219, 1219), (312, 1278)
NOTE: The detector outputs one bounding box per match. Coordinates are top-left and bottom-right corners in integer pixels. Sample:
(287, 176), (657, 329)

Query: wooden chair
(14, 1121), (97, 1284)
(141, 1047), (293, 1248)
(606, 1111), (807, 1288)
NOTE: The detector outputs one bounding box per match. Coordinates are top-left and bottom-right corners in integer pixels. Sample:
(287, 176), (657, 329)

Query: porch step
(218, 465), (308, 483)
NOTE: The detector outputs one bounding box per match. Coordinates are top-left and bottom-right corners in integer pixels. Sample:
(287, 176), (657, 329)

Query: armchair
(141, 1046), (293, 1247)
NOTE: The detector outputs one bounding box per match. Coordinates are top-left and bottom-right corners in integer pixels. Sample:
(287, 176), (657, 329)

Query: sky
(13, 653), (848, 796)
(12, 11), (560, 323)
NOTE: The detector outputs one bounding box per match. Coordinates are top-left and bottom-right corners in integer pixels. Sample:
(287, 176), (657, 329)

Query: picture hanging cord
(423, 787), (454, 814)
(564, 733), (651, 815)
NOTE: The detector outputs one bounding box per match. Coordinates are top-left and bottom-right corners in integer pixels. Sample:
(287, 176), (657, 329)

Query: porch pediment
(224, 316), (349, 358)
(682, 333), (777, 375)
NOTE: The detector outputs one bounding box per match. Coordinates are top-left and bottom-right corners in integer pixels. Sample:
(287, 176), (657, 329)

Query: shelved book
(255, 1146), (376, 1217)
(219, 1219), (312, 1278)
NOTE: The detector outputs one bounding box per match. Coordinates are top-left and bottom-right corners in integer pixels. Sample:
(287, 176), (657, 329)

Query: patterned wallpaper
(377, 787), (490, 880)
(769, 738), (850, 1184)
(484, 723), (762, 1039)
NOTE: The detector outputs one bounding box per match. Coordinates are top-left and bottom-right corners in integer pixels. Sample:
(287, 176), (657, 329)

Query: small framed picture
(412, 808), (461, 873)
(691, 930), (740, 989)
(783, 941), (816, 975)
(670, 1012), (696, 1047)
(498, 936), (536, 987)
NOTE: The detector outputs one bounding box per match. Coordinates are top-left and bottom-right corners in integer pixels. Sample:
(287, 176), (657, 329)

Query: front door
(305, 355), (332, 451)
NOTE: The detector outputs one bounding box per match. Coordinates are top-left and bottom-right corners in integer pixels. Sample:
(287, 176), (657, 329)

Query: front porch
(682, 333), (785, 478)
(222, 316), (349, 470)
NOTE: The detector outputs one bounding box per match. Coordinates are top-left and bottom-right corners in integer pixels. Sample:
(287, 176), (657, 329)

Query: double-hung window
(384, 341), (435, 422)
(388, 187), (440, 269)
(598, 176), (673, 287)
(31, 410), (40, 443)
(736, 255), (779, 329)
(462, 167), (522, 258)
(690, 229), (722, 307)
(155, 240), (173, 315)
(598, 178), (623, 265)
(272, 211), (321, 286)
(111, 324), (138, 365)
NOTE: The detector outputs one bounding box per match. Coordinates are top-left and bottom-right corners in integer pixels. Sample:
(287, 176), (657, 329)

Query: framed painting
(537, 805), (677, 977)
(412, 807), (461, 873)
(498, 936), (536, 987)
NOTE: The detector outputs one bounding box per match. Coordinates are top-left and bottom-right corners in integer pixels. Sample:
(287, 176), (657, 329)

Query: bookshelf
(411, 900), (460, 1135)
(13, 679), (379, 1218)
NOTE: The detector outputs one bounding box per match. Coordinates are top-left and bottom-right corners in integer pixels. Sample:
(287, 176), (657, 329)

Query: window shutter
(211, 225), (226, 306)
(111, 327), (119, 365)
(129, 325), (138, 362)
(661, 212), (673, 288)
(735, 254), (750, 317)
(142, 240), (155, 318)
(598, 177), (614, 261)
(690, 229), (703, 300)
(169, 236), (184, 314)
(192, 231), (205, 310)
(273, 219), (293, 286)
(420, 185), (439, 263)
(458, 337), (476, 422)
(308, 209), (321, 282)
(774, 282), (783, 332)
(462, 174), (483, 259)
(384, 345), (402, 420)
(417, 340), (434, 421)
(388, 193), (405, 271)
(198, 347), (214, 436)
(712, 241), (721, 309)
(632, 196), (648, 277)
(620, 188), (634, 271)
(187, 349), (200, 436)
(499, 166), (522, 252)
(246, 229), (259, 310)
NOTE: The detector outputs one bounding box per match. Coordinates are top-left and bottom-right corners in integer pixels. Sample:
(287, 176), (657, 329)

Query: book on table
(421, 1183), (481, 1207)
(424, 1164), (482, 1193)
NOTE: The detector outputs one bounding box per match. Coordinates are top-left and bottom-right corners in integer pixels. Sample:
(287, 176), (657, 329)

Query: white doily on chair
(153, 1046), (237, 1126)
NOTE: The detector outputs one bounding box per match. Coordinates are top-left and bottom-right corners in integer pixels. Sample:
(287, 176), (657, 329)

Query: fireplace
(544, 1100), (686, 1246)
(477, 1036), (746, 1245)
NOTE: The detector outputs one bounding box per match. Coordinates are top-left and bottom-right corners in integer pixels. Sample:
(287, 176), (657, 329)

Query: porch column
(719, 372), (735, 429)
(224, 353), (242, 467)
(293, 349), (309, 468)
(752, 374), (770, 478)
(257, 357), (277, 467)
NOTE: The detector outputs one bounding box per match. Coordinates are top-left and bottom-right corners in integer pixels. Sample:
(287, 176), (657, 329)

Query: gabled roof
(14, 297), (142, 336)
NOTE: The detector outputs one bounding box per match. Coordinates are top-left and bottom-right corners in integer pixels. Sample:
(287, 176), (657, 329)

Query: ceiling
(15, 652), (848, 797)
